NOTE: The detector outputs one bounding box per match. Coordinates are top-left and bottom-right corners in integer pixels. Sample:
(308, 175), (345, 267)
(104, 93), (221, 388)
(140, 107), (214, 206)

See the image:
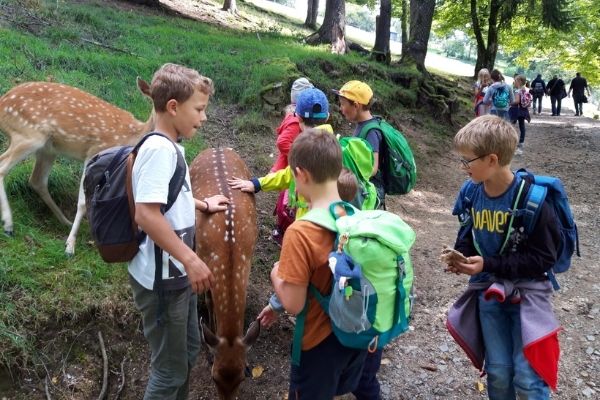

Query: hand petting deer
(191, 147), (260, 400)
(0, 79), (155, 255)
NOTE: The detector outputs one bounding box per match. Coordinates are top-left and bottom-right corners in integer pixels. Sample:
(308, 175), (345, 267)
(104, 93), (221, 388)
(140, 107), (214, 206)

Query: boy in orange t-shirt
(268, 128), (367, 399)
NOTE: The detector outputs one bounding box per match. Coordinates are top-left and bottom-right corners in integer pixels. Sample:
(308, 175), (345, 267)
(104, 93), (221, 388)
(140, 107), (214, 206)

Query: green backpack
(339, 136), (378, 210)
(292, 202), (416, 365)
(288, 136), (378, 211)
(358, 117), (417, 195)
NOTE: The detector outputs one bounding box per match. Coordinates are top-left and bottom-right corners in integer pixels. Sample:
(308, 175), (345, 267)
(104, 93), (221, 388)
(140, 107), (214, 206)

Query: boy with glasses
(443, 115), (562, 400)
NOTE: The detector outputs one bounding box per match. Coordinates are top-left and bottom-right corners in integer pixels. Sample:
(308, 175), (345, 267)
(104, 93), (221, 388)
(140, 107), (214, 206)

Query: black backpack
(84, 133), (186, 263)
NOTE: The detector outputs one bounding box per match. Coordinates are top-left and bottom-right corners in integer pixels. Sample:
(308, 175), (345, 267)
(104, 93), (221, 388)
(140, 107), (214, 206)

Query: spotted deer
(0, 79), (155, 255)
(189, 147), (260, 400)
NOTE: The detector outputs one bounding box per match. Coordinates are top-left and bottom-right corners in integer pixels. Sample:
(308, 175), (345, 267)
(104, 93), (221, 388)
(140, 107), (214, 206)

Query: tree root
(97, 332), (108, 400)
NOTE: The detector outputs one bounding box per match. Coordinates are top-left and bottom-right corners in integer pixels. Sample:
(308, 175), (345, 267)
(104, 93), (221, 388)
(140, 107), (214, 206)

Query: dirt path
(371, 112), (600, 399)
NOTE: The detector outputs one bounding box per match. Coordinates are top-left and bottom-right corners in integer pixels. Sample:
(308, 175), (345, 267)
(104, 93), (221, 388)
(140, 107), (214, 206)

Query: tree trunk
(305, 0), (346, 54)
(305, 0), (319, 29)
(372, 0), (391, 64)
(472, 0), (500, 75)
(401, 0), (408, 51)
(223, 0), (237, 14)
(400, 0), (435, 72)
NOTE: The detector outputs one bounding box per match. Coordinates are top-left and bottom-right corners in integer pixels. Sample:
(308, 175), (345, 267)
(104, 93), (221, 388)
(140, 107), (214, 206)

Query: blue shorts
(289, 333), (367, 400)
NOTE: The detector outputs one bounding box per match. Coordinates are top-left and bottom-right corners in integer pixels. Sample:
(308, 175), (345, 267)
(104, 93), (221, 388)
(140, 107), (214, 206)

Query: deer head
(201, 321), (260, 400)
(190, 147), (259, 400)
(0, 79), (155, 255)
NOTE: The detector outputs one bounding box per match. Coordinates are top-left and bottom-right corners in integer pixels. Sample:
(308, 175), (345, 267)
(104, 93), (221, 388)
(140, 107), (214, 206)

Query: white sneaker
(515, 148), (523, 155)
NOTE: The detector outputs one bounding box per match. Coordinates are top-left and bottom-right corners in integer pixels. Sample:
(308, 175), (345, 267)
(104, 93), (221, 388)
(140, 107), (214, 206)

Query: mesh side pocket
(328, 278), (374, 334)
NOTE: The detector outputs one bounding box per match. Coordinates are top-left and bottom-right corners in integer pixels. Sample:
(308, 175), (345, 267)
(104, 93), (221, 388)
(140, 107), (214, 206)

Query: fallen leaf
(476, 380), (485, 392)
(252, 365), (264, 378)
(51, 376), (58, 385)
(419, 363), (438, 372)
(380, 357), (391, 365)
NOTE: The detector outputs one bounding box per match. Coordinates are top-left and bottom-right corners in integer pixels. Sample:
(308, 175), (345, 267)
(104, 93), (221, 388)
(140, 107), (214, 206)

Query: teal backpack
(292, 202), (416, 365)
(358, 117), (417, 195)
(492, 85), (510, 109)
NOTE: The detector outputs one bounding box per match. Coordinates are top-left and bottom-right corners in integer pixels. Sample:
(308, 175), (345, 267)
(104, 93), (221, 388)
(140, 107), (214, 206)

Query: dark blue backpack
(455, 170), (580, 290)
(513, 169), (580, 289)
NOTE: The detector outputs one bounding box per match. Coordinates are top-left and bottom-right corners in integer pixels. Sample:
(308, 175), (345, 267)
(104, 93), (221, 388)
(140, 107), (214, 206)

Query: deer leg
(29, 147), (71, 226)
(0, 138), (46, 235)
(65, 160), (89, 256)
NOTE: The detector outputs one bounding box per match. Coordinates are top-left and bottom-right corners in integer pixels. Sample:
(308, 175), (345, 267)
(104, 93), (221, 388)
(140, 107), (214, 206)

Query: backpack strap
(357, 117), (383, 140)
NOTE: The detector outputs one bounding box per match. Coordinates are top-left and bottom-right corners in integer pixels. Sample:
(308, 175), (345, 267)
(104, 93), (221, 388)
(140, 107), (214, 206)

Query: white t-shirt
(128, 135), (195, 291)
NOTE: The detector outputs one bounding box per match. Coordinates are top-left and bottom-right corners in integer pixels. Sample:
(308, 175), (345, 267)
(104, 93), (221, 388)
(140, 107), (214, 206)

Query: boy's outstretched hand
(205, 194), (230, 212)
(440, 246), (484, 275)
(257, 304), (279, 328)
(227, 177), (255, 192)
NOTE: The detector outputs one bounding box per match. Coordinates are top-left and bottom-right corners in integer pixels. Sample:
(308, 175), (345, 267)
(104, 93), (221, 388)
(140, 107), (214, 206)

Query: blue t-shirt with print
(453, 174), (522, 282)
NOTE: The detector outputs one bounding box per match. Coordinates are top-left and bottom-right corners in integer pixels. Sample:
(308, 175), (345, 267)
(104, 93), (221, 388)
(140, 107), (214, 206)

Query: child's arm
(195, 194), (230, 212)
(271, 262), (307, 315)
(135, 203), (213, 293)
(453, 203), (560, 279)
(228, 166), (294, 193)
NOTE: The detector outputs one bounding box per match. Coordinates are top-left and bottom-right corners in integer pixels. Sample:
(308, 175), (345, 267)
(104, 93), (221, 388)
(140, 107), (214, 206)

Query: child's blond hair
(289, 128), (342, 183)
(337, 168), (358, 202)
(453, 115), (518, 166)
(515, 74), (527, 87)
(149, 63), (214, 112)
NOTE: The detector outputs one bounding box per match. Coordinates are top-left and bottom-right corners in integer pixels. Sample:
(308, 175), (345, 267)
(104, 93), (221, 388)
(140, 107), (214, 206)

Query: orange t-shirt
(277, 220), (334, 350)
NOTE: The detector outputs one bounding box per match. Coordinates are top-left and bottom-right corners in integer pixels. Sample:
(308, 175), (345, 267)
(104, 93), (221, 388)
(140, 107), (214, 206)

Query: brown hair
(289, 128), (342, 183)
(490, 69), (504, 83)
(453, 115), (518, 166)
(149, 63), (214, 112)
(337, 168), (358, 202)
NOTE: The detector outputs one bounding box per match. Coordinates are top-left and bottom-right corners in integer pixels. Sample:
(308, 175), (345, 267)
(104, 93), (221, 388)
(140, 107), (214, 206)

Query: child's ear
(165, 99), (178, 116)
(294, 167), (310, 184)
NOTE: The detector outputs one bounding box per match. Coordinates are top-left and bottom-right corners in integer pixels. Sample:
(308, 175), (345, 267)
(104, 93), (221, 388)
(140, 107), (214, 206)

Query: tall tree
(223, 0), (237, 14)
(436, 0), (574, 76)
(305, 0), (319, 29)
(400, 0), (408, 50)
(372, 0), (392, 63)
(400, 0), (435, 71)
(306, 0), (347, 54)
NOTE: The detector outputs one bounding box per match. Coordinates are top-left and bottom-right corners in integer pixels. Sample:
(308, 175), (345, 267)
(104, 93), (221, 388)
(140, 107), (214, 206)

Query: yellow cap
(332, 80), (373, 105)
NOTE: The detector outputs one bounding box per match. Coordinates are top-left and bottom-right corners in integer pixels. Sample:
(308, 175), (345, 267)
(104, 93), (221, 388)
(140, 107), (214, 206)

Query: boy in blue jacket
(443, 115), (561, 399)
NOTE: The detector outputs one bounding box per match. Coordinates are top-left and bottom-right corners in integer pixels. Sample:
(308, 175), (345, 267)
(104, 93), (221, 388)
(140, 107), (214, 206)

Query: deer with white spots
(190, 147), (260, 400)
(0, 80), (155, 255)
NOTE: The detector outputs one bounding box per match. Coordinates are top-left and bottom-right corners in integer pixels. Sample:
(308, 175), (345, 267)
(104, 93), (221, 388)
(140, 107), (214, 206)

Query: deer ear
(201, 322), (220, 349)
(242, 320), (260, 348)
(137, 77), (151, 97)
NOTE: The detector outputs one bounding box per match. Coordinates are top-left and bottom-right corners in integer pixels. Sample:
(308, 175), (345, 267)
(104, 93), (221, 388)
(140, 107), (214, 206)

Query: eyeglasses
(460, 154), (488, 168)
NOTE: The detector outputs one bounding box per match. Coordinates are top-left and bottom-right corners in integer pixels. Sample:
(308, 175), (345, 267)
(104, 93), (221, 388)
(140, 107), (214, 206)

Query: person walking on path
(482, 70), (514, 121)
(473, 68), (492, 117)
(568, 72), (592, 116)
(530, 74), (546, 115)
(546, 75), (566, 116)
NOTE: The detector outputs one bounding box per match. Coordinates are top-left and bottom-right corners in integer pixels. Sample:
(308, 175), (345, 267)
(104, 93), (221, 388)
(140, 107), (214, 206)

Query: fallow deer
(0, 79), (155, 255)
(189, 147), (260, 400)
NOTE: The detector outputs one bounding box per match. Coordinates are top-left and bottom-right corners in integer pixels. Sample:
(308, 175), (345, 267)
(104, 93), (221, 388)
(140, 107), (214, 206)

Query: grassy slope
(0, 0), (469, 374)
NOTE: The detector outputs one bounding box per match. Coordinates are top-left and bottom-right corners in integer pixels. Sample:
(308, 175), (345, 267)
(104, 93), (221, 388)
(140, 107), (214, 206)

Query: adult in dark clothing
(530, 74), (546, 114)
(546, 75), (566, 116)
(568, 72), (592, 116)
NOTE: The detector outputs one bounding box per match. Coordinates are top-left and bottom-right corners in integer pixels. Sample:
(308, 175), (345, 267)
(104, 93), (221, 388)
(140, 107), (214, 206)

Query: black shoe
(551, 114), (556, 116)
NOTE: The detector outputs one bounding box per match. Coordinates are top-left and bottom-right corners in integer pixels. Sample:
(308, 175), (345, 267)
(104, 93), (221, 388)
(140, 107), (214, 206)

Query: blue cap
(295, 88), (329, 119)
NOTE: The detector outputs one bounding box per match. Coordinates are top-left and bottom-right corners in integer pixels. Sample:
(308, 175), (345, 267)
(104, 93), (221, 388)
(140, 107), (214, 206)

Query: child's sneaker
(271, 228), (283, 247)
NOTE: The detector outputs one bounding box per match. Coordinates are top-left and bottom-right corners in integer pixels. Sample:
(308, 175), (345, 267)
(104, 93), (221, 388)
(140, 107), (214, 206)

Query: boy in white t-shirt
(130, 63), (229, 399)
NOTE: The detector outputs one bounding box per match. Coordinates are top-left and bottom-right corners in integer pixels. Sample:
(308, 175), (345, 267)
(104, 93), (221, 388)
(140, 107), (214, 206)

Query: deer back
(190, 148), (257, 337)
(0, 82), (153, 160)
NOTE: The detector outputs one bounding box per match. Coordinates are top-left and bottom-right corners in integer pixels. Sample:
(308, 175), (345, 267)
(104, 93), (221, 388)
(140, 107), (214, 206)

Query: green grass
(0, 0), (466, 375)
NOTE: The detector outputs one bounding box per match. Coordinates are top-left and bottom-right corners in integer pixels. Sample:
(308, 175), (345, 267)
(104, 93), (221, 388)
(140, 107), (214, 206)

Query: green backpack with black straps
(291, 202), (416, 365)
(358, 117), (417, 195)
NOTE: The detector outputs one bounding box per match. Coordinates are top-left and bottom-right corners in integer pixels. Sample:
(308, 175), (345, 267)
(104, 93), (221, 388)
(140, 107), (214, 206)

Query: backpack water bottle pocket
(328, 278), (374, 333)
